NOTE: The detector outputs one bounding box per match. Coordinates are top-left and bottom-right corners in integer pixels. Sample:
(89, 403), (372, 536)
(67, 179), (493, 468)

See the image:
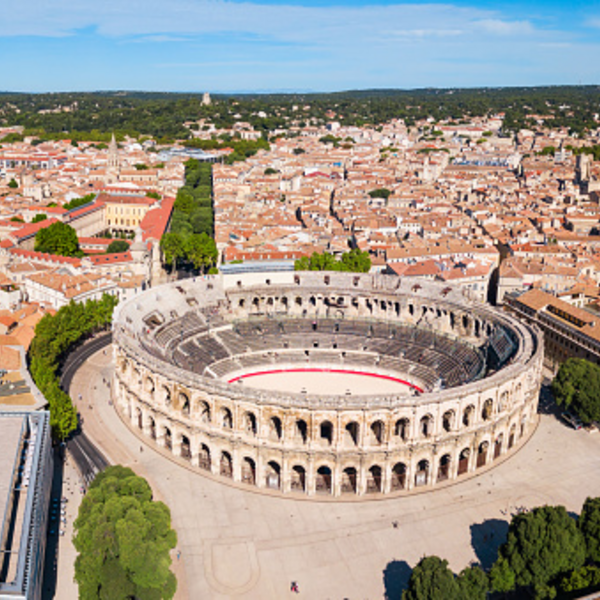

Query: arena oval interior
(112, 270), (543, 498)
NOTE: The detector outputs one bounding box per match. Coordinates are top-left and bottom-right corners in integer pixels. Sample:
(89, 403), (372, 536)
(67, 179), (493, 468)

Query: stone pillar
(306, 456), (316, 497)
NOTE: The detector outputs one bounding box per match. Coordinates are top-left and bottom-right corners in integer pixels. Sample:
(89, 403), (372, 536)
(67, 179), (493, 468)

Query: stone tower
(107, 133), (120, 171)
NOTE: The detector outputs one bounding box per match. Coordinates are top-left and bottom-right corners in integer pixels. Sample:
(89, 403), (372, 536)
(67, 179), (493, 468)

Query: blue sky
(2, 0), (600, 92)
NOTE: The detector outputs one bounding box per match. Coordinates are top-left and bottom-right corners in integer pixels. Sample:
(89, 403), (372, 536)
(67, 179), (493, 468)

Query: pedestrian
(177, 550), (181, 560)
(290, 581), (299, 593)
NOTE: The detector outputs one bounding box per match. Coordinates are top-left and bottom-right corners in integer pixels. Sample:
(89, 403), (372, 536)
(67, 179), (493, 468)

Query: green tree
(63, 193), (96, 211)
(552, 358), (600, 424)
(497, 505), (586, 594)
(456, 565), (489, 600)
(403, 556), (459, 600)
(368, 188), (392, 199)
(579, 496), (600, 562)
(107, 240), (130, 254)
(74, 466), (177, 600)
(560, 565), (600, 594)
(32, 213), (47, 223)
(185, 233), (217, 271)
(160, 232), (186, 271)
(8, 178), (18, 189)
(489, 556), (516, 593)
(35, 221), (80, 257)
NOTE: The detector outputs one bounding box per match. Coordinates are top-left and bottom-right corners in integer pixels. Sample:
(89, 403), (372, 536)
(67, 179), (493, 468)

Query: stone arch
(144, 376), (155, 396)
(370, 420), (385, 445)
(269, 416), (282, 441)
(344, 421), (360, 447)
(266, 461), (281, 490)
(179, 392), (190, 416)
(244, 411), (257, 436)
(319, 420), (333, 446)
(458, 447), (470, 475)
(315, 465), (332, 494)
(494, 433), (503, 459)
(220, 451), (233, 478)
(415, 459), (429, 487)
(135, 407), (143, 430)
(160, 385), (171, 407)
(295, 419), (308, 443)
(242, 457), (256, 485)
(221, 407), (233, 429)
(482, 399), (493, 421)
(442, 410), (455, 433)
(341, 467), (358, 494)
(391, 462), (407, 491)
(366, 465), (382, 493)
(149, 416), (156, 440)
(164, 426), (172, 451)
(438, 454), (451, 481)
(462, 405), (475, 427)
(508, 424), (517, 449)
(198, 444), (211, 470)
(180, 434), (191, 460)
(198, 400), (211, 423)
(420, 414), (433, 438)
(291, 465), (306, 492)
(477, 441), (489, 468)
(395, 418), (410, 441)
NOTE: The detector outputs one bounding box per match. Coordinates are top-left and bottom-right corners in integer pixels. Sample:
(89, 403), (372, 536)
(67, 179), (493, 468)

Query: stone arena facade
(112, 270), (543, 498)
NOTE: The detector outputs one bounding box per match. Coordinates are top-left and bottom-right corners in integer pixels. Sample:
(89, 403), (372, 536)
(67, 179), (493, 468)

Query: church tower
(107, 133), (120, 170)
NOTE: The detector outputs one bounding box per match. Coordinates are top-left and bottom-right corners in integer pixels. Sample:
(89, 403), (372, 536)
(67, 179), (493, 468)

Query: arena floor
(226, 368), (421, 395)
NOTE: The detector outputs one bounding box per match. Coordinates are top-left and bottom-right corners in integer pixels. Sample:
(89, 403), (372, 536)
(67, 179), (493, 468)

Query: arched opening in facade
(291, 466), (306, 492)
(494, 434), (503, 459)
(242, 457), (256, 485)
(145, 377), (155, 396)
(395, 418), (409, 441)
(438, 454), (451, 481)
(269, 417), (282, 441)
(463, 405), (475, 427)
(315, 466), (332, 494)
(370, 420), (385, 445)
(199, 401), (211, 423)
(341, 467), (358, 494)
(266, 461), (281, 490)
(366, 465), (382, 493)
(199, 444), (211, 470)
(295, 419), (308, 443)
(320, 421), (333, 445)
(508, 425), (516, 449)
(458, 448), (470, 475)
(181, 435), (191, 460)
(442, 410), (454, 433)
(477, 441), (489, 468)
(161, 385), (171, 406)
(221, 407), (233, 429)
(482, 399), (493, 421)
(149, 416), (156, 440)
(344, 421), (359, 446)
(136, 408), (143, 430)
(164, 427), (172, 451)
(244, 412), (257, 436)
(415, 460), (429, 487)
(220, 451), (233, 478)
(420, 415), (433, 438)
(180, 392), (190, 416)
(391, 463), (407, 491)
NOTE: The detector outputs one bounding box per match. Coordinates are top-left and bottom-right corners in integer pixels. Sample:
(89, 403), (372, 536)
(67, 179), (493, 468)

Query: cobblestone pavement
(68, 348), (600, 600)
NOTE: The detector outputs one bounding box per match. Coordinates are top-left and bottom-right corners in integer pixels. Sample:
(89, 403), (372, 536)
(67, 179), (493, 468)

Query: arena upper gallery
(112, 269), (543, 498)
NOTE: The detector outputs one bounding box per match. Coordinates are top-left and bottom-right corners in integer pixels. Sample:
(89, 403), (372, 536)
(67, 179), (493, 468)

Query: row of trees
(74, 466), (178, 599)
(403, 499), (600, 599)
(28, 294), (118, 439)
(160, 159), (218, 272)
(294, 249), (372, 273)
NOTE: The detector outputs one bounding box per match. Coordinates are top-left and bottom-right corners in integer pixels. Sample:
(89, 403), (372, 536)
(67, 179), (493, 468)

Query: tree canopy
(34, 221), (81, 257)
(106, 240), (130, 254)
(74, 466), (177, 600)
(403, 556), (459, 600)
(496, 505), (586, 594)
(552, 358), (600, 424)
(294, 248), (371, 273)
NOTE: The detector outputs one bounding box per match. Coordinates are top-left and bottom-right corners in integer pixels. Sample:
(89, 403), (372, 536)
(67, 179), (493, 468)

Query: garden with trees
(551, 358), (600, 425)
(28, 294), (118, 440)
(159, 159), (217, 273)
(400, 499), (600, 599)
(74, 465), (177, 600)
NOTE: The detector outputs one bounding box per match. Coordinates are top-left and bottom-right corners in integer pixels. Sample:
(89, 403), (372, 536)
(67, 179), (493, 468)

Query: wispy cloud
(476, 19), (534, 36)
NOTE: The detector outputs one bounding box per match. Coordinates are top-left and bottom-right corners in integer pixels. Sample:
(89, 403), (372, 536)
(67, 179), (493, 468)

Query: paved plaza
(67, 349), (600, 600)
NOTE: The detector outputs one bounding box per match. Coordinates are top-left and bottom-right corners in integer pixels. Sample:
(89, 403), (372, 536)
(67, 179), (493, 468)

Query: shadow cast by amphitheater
(470, 518), (509, 570)
(383, 559), (412, 600)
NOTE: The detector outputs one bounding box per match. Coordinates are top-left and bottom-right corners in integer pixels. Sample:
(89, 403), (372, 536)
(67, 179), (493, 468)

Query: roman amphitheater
(112, 269), (543, 498)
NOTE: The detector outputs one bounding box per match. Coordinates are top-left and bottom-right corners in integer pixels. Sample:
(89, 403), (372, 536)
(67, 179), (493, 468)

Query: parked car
(561, 411), (583, 430)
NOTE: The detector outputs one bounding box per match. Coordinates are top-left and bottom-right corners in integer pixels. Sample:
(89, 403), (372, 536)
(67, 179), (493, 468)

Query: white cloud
(475, 19), (534, 36)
